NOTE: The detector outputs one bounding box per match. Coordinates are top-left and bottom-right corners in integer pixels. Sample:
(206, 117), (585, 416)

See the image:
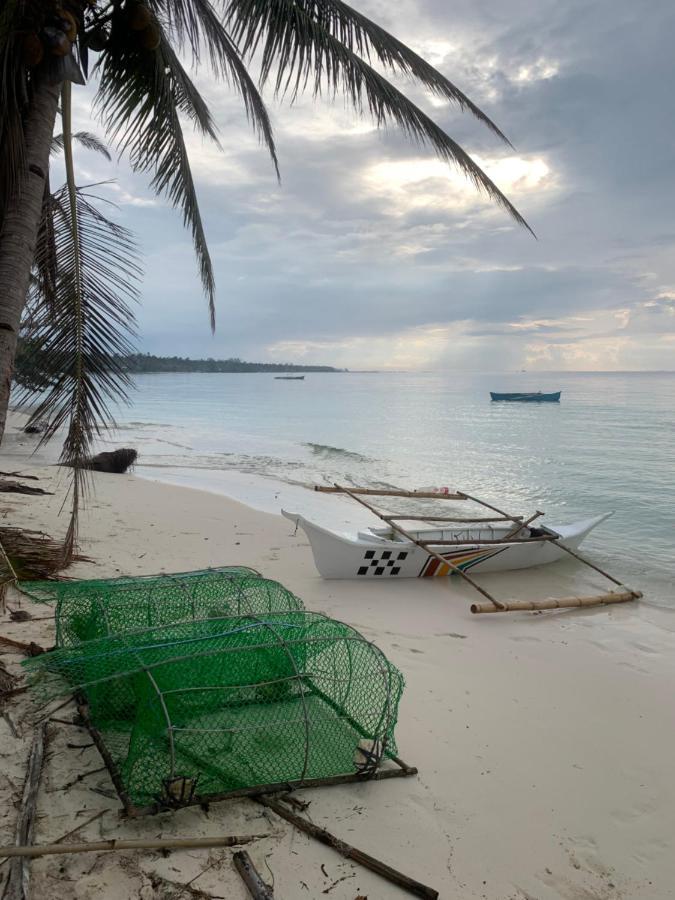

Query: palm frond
(16, 183), (140, 549)
(95, 18), (221, 325)
(228, 0), (531, 232)
(51, 131), (112, 160)
(228, 0), (512, 147)
(147, 0), (278, 175)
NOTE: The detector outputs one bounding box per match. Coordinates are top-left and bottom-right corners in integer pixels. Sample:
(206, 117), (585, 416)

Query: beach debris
(2, 723), (47, 900)
(22, 420), (47, 435)
(256, 796), (438, 900)
(0, 473), (40, 481)
(79, 448), (138, 474)
(8, 609), (32, 622)
(2, 712), (21, 739)
(233, 849), (275, 899)
(0, 526), (73, 580)
(0, 661), (18, 696)
(0, 833), (267, 860)
(0, 636), (46, 657)
(0, 482), (52, 496)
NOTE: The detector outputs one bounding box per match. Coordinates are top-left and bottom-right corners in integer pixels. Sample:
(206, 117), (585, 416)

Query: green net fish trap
(24, 610), (406, 814)
(53, 574), (304, 647)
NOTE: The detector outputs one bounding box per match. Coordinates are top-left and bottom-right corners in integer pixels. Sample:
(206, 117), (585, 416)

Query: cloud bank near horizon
(64, 0), (675, 371)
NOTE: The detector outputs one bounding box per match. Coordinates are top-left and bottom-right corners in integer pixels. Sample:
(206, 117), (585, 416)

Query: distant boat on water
(275, 375), (305, 380)
(490, 391), (561, 402)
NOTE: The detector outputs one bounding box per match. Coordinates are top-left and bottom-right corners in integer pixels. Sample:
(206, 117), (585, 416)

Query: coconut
(57, 9), (78, 41)
(42, 25), (72, 57)
(21, 33), (44, 67)
(85, 26), (109, 52)
(127, 2), (152, 30)
(138, 22), (161, 51)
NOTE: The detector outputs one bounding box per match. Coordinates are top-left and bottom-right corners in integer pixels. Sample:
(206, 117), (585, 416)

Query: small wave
(303, 442), (372, 462)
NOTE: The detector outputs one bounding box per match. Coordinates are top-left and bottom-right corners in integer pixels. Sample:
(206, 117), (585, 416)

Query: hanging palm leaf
(15, 173), (140, 556)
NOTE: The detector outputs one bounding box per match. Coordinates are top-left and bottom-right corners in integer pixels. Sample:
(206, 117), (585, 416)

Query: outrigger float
(283, 485), (642, 615)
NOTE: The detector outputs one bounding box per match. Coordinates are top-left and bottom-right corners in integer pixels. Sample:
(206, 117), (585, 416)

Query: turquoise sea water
(107, 371), (674, 607)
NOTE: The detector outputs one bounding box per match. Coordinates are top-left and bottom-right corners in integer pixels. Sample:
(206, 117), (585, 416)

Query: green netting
(24, 611), (404, 807)
(54, 575), (304, 647)
(18, 565), (260, 603)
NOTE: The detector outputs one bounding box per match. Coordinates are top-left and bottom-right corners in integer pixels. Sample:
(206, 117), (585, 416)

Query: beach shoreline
(1, 417), (674, 898)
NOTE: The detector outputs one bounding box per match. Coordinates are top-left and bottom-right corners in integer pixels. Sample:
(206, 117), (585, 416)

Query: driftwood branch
(2, 723), (47, 900)
(257, 796), (438, 900)
(0, 482), (52, 496)
(233, 849), (275, 899)
(0, 636), (46, 657)
(0, 834), (268, 859)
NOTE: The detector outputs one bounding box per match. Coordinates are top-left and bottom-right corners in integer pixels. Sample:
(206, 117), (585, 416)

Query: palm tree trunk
(0, 79), (60, 443)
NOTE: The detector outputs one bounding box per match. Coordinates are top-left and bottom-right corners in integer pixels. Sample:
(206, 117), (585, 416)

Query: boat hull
(490, 391), (561, 402)
(282, 511), (610, 579)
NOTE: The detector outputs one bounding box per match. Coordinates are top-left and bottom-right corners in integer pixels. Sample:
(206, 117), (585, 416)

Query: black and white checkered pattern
(357, 549), (408, 576)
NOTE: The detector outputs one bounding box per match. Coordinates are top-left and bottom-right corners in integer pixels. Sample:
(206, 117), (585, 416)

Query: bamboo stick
(0, 834), (267, 859)
(258, 796), (439, 900)
(415, 535), (556, 546)
(386, 515), (515, 523)
(233, 850), (275, 899)
(77, 702), (136, 816)
(314, 486), (466, 500)
(470, 590), (641, 614)
(334, 485), (505, 610)
(127, 763), (418, 818)
(458, 492), (524, 526)
(3, 723), (47, 900)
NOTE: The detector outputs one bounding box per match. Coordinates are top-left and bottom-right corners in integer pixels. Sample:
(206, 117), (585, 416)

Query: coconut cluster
(22, 7), (78, 66)
(20, 1), (160, 68)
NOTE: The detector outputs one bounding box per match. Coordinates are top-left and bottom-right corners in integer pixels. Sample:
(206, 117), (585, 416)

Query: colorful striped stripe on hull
(418, 546), (507, 576)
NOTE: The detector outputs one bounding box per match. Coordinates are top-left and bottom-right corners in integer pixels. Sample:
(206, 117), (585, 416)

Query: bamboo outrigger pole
(316, 484), (642, 615)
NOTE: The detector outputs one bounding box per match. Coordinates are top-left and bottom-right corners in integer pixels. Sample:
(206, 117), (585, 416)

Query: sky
(67, 0), (675, 371)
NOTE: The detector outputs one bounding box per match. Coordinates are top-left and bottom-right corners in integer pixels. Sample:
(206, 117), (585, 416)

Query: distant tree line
(12, 344), (344, 391)
(121, 354), (344, 373)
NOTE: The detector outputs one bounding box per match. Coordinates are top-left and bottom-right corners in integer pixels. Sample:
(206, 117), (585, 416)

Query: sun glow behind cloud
(362, 155), (552, 214)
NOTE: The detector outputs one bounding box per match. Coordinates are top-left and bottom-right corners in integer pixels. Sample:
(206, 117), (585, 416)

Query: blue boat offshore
(490, 391), (561, 402)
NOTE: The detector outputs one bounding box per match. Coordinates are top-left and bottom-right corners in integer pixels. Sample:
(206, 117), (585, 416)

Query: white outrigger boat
(283, 485), (641, 614)
(282, 509), (613, 579)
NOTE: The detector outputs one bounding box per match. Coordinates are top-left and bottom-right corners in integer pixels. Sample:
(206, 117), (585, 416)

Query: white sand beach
(1, 421), (674, 899)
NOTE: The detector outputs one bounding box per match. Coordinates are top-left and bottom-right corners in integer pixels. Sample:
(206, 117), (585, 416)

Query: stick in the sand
(0, 810), (107, 870)
(3, 722), (47, 900)
(233, 849), (275, 899)
(257, 796), (439, 900)
(0, 834), (268, 859)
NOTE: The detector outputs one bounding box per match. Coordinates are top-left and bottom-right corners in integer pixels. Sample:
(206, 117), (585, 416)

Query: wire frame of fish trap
(18, 565), (260, 604)
(24, 611), (408, 815)
(54, 575), (304, 647)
